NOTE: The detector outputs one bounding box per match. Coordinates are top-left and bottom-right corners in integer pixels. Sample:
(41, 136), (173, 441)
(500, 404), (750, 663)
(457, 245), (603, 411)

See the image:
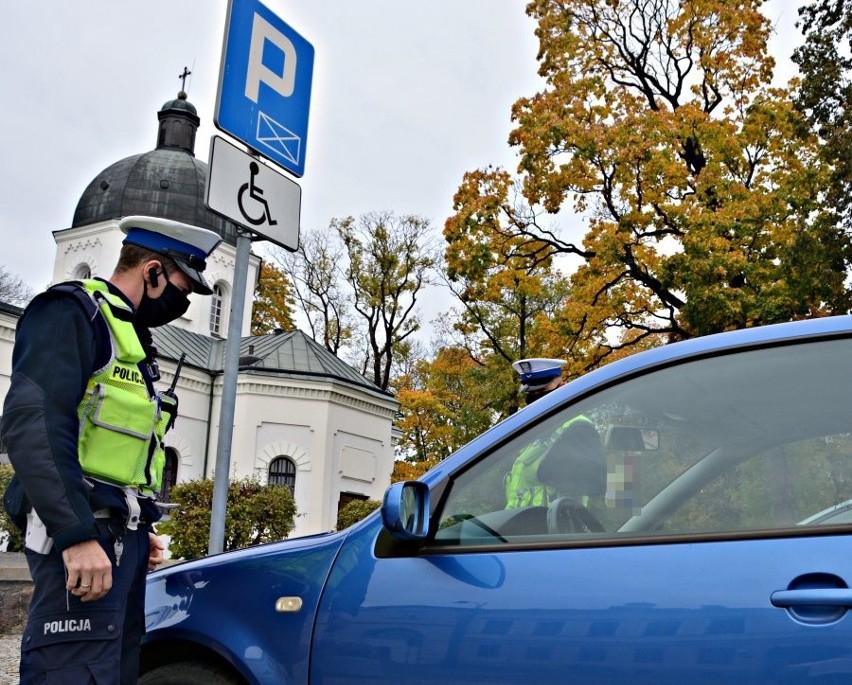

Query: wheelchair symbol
(238, 162), (278, 227)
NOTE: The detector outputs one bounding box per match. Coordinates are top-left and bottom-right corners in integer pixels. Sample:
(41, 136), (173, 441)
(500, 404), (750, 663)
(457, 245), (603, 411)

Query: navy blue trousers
(20, 521), (150, 685)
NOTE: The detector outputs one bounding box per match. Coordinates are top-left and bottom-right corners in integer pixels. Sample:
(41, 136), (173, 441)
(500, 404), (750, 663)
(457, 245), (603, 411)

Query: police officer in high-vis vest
(504, 358), (605, 535)
(504, 358), (569, 508)
(1, 215), (221, 685)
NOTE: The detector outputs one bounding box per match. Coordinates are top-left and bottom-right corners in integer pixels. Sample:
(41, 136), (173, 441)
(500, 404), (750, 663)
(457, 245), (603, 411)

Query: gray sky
(0, 1), (804, 317)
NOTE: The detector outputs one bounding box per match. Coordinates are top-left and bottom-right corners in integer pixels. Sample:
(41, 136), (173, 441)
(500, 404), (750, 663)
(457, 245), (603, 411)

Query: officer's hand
(62, 539), (113, 602)
(148, 533), (165, 571)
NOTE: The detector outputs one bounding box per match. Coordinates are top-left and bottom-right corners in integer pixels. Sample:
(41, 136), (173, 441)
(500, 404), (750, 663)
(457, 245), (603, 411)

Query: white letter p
(245, 13), (297, 102)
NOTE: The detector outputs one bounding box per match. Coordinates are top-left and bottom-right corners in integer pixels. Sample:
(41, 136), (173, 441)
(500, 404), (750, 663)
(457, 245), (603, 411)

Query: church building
(0, 92), (399, 538)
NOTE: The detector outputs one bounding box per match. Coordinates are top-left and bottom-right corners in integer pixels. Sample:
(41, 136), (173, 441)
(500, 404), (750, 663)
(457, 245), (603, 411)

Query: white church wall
(221, 375), (397, 537)
(53, 220), (123, 285)
(199, 241), (260, 338)
(327, 395), (397, 507)
(319, 389), (397, 532)
(332, 431), (386, 525)
(229, 378), (336, 536)
(140, 360), (216, 490)
(0, 309), (17, 407)
(254, 423), (315, 534)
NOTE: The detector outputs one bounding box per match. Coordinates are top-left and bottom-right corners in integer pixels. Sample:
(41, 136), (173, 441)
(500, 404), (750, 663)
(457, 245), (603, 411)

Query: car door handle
(771, 589), (852, 608)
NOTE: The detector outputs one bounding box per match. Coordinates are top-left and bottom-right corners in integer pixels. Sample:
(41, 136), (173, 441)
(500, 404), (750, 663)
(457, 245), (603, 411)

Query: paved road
(0, 633), (20, 685)
(0, 553), (25, 683)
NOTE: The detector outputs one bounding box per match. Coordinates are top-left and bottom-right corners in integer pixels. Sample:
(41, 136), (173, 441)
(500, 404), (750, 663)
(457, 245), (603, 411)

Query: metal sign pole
(208, 228), (252, 555)
(205, 0), (310, 555)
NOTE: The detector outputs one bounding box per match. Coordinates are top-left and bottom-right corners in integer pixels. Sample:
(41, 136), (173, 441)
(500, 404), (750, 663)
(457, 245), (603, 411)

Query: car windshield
(435, 337), (852, 546)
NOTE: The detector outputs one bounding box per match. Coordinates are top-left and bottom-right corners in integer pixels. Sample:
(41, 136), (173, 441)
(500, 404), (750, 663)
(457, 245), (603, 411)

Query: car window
(433, 337), (852, 547)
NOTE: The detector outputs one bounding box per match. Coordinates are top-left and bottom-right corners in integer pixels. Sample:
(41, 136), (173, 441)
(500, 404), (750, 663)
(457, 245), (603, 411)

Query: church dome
(72, 91), (238, 245)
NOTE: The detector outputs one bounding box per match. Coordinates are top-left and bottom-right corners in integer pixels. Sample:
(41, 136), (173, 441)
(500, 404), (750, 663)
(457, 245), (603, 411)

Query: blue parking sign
(215, 0), (314, 177)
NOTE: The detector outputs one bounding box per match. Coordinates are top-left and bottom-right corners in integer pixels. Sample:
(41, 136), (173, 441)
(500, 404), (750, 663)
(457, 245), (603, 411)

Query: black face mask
(136, 280), (190, 328)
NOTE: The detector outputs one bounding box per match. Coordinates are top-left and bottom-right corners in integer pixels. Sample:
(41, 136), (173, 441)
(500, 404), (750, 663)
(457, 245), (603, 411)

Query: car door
(311, 334), (852, 685)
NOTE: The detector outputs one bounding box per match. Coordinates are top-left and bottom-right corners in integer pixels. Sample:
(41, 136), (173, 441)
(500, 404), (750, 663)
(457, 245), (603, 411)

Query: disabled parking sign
(206, 136), (301, 250)
(215, 0), (314, 177)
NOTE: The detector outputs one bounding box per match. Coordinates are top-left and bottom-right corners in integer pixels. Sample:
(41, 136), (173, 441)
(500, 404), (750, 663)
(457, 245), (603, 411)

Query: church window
(210, 284), (224, 336)
(269, 456), (297, 495)
(160, 447), (179, 503)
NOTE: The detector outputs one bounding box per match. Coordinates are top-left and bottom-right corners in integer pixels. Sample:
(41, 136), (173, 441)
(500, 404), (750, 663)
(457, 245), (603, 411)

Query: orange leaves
(251, 261), (296, 336)
(393, 348), (499, 462)
(391, 458), (437, 483)
(441, 0), (844, 400)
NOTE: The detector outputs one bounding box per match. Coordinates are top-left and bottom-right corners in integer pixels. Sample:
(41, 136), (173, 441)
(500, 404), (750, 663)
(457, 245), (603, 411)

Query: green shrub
(337, 499), (381, 530)
(0, 464), (24, 552)
(157, 476), (297, 560)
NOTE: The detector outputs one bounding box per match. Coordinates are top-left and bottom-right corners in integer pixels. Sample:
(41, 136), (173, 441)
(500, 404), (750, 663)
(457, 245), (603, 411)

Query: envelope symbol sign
(256, 111), (301, 166)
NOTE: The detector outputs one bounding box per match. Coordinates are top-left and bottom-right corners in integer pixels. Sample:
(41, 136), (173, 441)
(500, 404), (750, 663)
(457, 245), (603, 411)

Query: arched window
(268, 456), (297, 495)
(74, 264), (92, 280)
(160, 447), (179, 503)
(210, 284), (225, 336)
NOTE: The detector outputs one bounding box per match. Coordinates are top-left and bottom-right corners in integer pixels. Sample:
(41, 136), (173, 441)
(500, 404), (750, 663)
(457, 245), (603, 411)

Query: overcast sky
(0, 1), (804, 323)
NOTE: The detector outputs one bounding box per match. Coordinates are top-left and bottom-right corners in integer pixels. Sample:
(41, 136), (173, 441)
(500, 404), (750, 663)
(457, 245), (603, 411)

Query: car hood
(144, 527), (352, 682)
(147, 527), (345, 579)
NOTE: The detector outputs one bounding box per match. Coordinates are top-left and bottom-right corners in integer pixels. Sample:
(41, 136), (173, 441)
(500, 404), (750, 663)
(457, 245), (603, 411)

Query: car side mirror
(381, 481), (430, 541)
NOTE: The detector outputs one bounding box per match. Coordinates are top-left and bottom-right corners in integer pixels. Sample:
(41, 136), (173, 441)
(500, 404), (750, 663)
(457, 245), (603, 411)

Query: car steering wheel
(546, 497), (605, 534)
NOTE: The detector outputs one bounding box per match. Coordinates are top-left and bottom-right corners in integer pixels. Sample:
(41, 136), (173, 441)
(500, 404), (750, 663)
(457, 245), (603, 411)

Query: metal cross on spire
(178, 66), (192, 93)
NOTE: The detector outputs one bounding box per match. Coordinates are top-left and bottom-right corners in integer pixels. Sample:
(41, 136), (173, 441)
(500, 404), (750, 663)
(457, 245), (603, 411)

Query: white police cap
(512, 358), (567, 393)
(119, 216), (222, 295)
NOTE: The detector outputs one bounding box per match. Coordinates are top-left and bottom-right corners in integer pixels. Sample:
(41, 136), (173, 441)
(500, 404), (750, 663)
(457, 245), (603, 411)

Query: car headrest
(537, 419), (606, 497)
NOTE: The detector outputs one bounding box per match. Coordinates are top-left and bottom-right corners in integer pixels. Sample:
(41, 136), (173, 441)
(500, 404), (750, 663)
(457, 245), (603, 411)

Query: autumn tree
(274, 229), (354, 354)
(391, 458), (435, 482)
(444, 168), (578, 386)
(338, 212), (437, 390)
(277, 213), (436, 391)
(251, 261), (296, 335)
(447, 0), (848, 371)
(0, 266), (34, 307)
(793, 0), (852, 232)
(394, 346), (498, 462)
(274, 212), (435, 390)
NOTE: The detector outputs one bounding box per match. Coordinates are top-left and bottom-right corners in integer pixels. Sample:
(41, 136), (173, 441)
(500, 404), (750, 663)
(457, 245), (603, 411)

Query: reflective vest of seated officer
(74, 279), (175, 494)
(505, 415), (594, 509)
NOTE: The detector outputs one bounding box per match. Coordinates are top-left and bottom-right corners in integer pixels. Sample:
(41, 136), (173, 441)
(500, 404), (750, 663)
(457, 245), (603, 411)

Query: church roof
(71, 92), (239, 245)
(152, 325), (392, 399)
(0, 301), (23, 317)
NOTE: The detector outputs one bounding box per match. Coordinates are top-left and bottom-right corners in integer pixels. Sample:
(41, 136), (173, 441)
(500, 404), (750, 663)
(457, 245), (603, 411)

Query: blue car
(140, 316), (852, 684)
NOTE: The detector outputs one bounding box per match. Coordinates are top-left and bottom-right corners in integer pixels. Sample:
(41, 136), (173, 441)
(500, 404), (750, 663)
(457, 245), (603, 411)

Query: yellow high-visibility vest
(73, 280), (173, 495)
